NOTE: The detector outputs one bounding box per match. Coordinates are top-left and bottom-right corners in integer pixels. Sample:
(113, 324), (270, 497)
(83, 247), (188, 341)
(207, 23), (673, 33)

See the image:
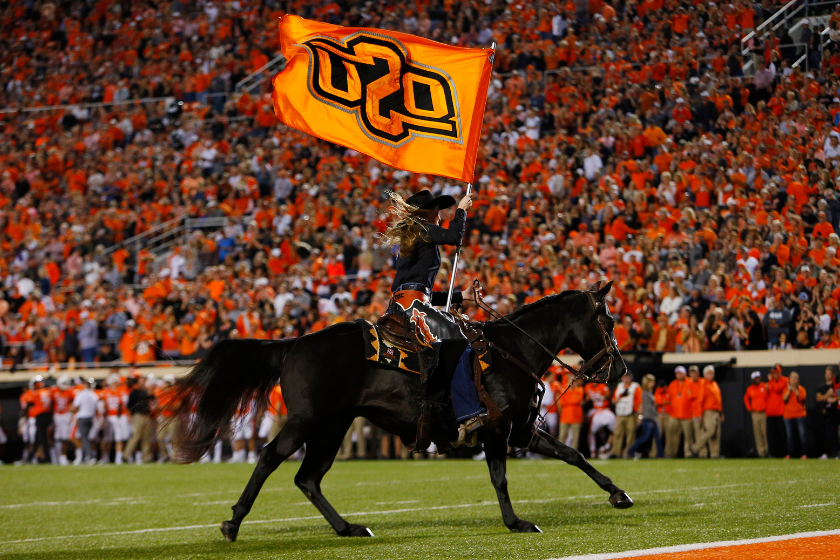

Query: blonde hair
(379, 191), (434, 257)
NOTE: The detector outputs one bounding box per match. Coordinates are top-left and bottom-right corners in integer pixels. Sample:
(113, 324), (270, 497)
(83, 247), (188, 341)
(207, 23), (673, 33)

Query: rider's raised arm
(423, 208), (466, 246)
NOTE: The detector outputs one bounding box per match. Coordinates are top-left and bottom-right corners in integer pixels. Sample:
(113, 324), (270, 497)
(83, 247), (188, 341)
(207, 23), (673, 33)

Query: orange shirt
(179, 324), (199, 356)
(702, 380), (722, 412)
(154, 386), (179, 418)
(782, 385), (807, 419)
(654, 386), (671, 415)
(119, 331), (138, 363)
(135, 333), (157, 363)
(586, 383), (612, 410)
(268, 385), (287, 416)
(52, 388), (75, 414)
(559, 386), (584, 424)
(99, 388), (124, 416)
(766, 376), (788, 417)
(667, 379), (696, 420)
(690, 378), (705, 418)
(743, 383), (768, 412)
(21, 388), (53, 417)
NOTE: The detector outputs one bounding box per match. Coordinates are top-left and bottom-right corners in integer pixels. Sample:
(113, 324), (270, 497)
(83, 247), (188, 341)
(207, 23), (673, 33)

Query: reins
(467, 280), (618, 424)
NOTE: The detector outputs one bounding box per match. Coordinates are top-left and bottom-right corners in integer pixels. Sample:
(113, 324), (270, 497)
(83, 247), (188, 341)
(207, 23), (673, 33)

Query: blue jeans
(784, 417), (808, 457)
(81, 348), (97, 364)
(451, 348), (483, 422)
(627, 419), (664, 458)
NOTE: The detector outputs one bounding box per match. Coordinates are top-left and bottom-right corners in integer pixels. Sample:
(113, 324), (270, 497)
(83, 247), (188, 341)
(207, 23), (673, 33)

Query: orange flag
(271, 15), (493, 183)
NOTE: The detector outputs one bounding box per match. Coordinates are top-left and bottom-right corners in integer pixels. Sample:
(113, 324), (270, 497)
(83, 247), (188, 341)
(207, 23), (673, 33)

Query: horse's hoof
(510, 519), (543, 533)
(341, 523), (374, 537)
(220, 521), (240, 542)
(609, 491), (634, 509)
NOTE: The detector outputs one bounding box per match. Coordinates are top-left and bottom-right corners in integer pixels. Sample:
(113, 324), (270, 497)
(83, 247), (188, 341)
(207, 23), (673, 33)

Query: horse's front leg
(483, 425), (542, 533)
(528, 428), (633, 509)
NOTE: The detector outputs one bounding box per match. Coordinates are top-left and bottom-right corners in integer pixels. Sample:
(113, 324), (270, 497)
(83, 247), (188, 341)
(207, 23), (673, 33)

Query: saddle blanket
(356, 319), (492, 378)
(356, 319), (423, 375)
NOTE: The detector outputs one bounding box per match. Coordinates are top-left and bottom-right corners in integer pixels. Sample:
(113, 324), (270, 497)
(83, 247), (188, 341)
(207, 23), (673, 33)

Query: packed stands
(2, 0), (840, 373)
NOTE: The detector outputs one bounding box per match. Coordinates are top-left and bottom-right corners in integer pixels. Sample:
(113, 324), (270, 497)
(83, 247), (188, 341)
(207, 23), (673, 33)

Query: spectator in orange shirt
(812, 211), (835, 240)
(558, 377), (585, 450)
(665, 366), (697, 457)
(690, 365), (723, 458)
(744, 371), (769, 457)
(782, 371), (808, 458)
(766, 364), (789, 457)
(118, 320), (138, 364)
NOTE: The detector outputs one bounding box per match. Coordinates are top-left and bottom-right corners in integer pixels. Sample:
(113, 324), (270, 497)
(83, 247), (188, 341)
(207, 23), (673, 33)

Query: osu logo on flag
(300, 32), (463, 147)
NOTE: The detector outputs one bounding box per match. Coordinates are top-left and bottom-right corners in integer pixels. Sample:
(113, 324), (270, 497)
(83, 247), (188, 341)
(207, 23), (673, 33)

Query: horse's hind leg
(484, 426), (542, 533)
(221, 418), (310, 542)
(527, 428), (633, 509)
(294, 420), (373, 537)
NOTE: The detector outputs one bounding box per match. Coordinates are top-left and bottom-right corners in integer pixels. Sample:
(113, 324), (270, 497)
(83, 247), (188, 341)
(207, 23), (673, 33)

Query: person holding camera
(611, 373), (642, 458)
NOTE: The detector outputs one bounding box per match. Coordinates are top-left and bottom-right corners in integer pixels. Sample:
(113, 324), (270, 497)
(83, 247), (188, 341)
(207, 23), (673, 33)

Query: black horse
(173, 281), (633, 541)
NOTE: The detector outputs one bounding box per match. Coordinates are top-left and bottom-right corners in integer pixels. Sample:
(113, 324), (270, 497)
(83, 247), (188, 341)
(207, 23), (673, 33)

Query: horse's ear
(588, 280), (602, 292)
(595, 280), (614, 300)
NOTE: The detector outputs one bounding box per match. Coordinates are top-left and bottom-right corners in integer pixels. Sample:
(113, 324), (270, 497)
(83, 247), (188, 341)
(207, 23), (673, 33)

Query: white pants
(20, 417), (36, 444)
(120, 415), (132, 440)
(543, 412), (558, 436)
(54, 413), (73, 441)
(258, 412), (275, 440)
(588, 409), (617, 453)
(231, 411), (255, 441)
(106, 416), (128, 442)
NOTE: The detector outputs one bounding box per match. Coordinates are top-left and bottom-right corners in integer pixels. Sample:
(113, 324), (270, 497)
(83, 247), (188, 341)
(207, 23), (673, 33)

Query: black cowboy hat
(405, 189), (456, 211)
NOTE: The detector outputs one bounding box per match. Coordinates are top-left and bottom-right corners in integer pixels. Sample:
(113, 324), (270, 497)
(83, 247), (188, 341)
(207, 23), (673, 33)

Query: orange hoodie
(766, 376), (788, 417)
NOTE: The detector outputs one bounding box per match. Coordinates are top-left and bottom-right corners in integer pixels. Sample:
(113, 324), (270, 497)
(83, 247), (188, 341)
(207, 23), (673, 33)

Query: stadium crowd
(3, 0), (840, 459)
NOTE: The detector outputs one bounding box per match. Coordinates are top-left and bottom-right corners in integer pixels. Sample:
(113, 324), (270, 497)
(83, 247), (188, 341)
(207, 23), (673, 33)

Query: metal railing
(235, 54), (286, 94)
(742, 0), (799, 48)
(103, 214), (227, 273)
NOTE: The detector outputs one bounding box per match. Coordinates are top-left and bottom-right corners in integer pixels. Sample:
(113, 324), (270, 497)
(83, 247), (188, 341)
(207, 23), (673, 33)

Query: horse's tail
(170, 338), (296, 463)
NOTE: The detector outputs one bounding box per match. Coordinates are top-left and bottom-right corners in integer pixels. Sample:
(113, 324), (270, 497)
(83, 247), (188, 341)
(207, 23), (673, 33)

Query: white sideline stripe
(799, 502), (836, 508)
(0, 479), (761, 510)
(546, 529), (840, 560)
(0, 502), (499, 545)
(0, 481), (776, 546)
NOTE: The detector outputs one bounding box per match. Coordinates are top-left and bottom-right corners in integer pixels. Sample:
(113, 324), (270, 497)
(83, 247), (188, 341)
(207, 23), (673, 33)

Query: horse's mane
(483, 289), (579, 326)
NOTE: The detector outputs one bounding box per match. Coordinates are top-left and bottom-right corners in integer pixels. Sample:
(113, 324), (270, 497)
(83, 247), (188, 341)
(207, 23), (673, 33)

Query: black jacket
(392, 208), (466, 304)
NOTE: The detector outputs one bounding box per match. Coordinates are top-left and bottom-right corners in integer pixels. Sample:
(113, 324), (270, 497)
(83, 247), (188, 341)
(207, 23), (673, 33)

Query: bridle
(469, 280), (618, 389)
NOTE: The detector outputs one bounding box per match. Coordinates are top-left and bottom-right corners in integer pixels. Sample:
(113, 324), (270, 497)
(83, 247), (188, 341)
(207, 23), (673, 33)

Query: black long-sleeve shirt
(127, 388), (153, 416)
(391, 208), (466, 304)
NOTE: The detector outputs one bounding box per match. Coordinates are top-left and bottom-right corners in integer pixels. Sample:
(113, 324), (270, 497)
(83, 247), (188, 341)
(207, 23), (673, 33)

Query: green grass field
(1, 458), (838, 560)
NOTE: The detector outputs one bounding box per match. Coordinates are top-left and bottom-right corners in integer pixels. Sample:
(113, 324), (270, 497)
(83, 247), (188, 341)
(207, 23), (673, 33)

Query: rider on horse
(381, 189), (485, 448)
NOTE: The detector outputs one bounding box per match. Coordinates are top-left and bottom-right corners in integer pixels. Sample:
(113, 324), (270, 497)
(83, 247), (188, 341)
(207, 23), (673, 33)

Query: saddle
(357, 311), (504, 441)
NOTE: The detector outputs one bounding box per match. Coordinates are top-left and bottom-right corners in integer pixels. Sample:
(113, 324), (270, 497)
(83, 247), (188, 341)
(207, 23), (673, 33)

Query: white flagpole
(445, 182), (472, 310)
(443, 40), (495, 311)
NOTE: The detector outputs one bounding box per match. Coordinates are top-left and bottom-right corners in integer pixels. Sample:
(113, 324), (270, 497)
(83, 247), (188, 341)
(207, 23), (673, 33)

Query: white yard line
(0, 479), (760, 510)
(798, 502), (836, 508)
(0, 502), (499, 545)
(0, 480), (769, 546)
(547, 529), (840, 560)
